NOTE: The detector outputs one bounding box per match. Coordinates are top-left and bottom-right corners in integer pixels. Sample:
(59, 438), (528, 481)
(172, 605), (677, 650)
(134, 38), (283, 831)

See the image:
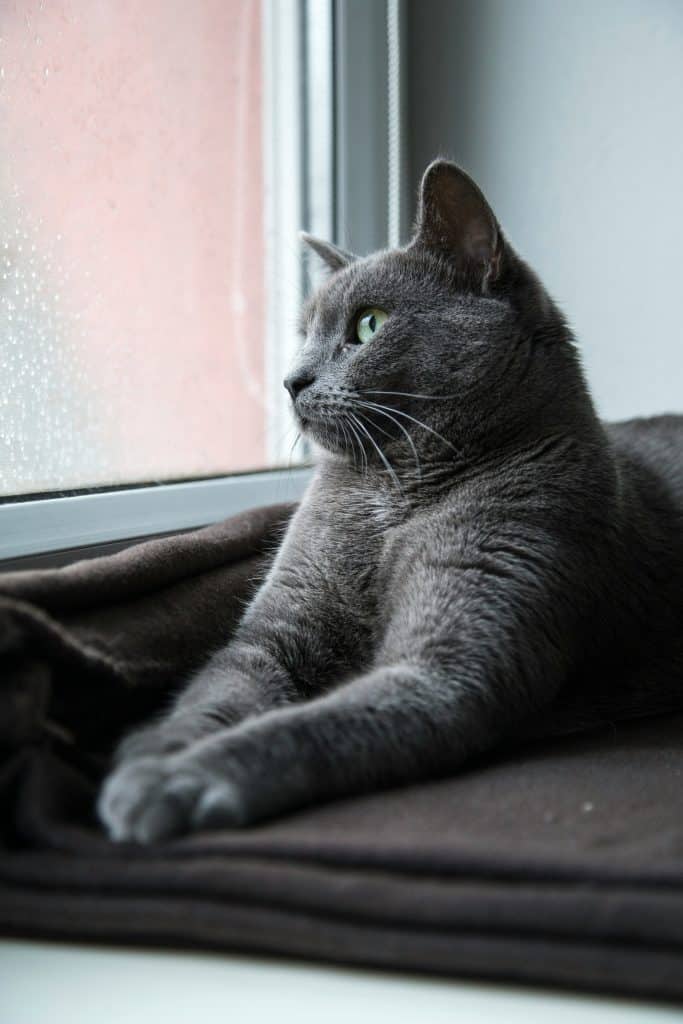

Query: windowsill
(0, 467), (311, 568)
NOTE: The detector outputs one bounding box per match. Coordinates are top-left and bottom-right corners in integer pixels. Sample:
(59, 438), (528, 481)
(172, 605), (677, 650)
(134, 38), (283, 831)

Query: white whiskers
(358, 394), (459, 454)
(348, 411), (402, 491)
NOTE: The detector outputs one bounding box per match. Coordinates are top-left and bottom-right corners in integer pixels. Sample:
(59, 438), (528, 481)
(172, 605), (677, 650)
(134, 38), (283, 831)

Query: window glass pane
(1, 0), (298, 497)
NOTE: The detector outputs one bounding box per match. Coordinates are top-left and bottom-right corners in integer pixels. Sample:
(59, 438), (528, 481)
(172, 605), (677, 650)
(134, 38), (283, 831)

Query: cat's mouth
(296, 410), (348, 453)
(299, 414), (329, 442)
(294, 405), (325, 433)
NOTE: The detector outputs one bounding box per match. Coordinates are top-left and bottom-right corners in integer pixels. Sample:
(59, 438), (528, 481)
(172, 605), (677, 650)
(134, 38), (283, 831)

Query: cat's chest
(303, 487), (411, 606)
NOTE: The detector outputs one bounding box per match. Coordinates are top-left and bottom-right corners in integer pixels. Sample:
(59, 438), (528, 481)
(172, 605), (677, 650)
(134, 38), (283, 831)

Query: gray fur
(99, 161), (683, 843)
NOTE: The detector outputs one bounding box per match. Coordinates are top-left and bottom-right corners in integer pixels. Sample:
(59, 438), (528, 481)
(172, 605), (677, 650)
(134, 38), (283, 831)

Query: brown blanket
(1, 502), (683, 1002)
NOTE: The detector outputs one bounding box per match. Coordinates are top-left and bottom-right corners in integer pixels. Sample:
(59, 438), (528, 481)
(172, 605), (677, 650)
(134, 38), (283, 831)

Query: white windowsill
(0, 467), (311, 564)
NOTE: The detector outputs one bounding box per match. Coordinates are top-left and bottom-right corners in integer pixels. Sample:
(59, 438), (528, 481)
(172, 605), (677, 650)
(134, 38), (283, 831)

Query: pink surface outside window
(0, 0), (270, 496)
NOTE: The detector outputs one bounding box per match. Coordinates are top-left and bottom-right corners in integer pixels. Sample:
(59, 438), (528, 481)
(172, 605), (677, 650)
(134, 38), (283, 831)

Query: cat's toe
(97, 756), (175, 842)
(98, 757), (245, 843)
(191, 781), (246, 830)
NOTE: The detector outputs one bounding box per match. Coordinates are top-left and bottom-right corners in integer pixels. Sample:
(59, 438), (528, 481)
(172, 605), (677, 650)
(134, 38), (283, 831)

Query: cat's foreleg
(105, 545), (333, 767)
(110, 639), (297, 764)
(99, 555), (575, 842)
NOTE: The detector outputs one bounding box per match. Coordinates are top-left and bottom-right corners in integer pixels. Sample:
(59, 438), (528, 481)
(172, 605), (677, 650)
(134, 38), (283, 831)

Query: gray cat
(99, 160), (683, 843)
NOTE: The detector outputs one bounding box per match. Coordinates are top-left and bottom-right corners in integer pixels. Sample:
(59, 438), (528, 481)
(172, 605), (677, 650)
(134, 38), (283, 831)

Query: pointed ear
(413, 160), (503, 286)
(300, 232), (356, 272)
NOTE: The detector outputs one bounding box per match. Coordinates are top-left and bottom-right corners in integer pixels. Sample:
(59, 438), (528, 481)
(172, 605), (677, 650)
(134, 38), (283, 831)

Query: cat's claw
(97, 755), (246, 843)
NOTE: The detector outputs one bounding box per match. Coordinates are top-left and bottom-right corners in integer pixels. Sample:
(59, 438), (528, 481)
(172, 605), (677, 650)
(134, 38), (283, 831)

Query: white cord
(386, 0), (402, 248)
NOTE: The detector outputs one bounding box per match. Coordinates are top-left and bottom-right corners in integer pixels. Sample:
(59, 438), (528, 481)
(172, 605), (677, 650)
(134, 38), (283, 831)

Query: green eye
(356, 307), (388, 343)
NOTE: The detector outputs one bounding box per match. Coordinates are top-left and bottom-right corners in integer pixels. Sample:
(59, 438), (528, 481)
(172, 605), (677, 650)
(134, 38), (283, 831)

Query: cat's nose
(284, 371), (315, 401)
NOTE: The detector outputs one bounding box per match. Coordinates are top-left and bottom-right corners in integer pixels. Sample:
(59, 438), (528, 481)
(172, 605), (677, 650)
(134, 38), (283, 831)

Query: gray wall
(406, 0), (683, 421)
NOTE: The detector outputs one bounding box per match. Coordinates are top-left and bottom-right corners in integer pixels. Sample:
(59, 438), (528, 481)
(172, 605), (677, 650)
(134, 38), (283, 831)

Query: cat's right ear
(300, 232), (356, 273)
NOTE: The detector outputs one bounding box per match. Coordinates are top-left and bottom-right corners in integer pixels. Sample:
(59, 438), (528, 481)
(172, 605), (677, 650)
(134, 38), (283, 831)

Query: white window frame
(0, 0), (405, 569)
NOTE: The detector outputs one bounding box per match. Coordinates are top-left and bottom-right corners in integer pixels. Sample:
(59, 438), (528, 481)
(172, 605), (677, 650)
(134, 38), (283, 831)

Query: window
(1, 0), (297, 498)
(0, 1), (399, 562)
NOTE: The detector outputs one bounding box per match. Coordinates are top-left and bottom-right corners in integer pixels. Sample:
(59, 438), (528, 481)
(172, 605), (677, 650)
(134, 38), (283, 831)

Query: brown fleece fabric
(1, 502), (683, 1002)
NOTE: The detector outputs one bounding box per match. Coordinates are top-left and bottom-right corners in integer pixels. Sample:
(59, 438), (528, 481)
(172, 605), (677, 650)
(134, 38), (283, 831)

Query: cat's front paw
(97, 753), (247, 844)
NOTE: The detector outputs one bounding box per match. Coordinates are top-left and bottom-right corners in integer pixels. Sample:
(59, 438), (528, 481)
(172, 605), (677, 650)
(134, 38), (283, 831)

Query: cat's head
(287, 160), (581, 472)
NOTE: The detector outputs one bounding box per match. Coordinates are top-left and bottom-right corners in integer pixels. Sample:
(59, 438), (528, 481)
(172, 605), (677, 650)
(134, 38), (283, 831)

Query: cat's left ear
(412, 160), (503, 287)
(300, 232), (357, 272)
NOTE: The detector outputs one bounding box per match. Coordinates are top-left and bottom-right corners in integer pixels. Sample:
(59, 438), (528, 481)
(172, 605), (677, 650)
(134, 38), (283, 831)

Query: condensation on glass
(0, 0), (285, 497)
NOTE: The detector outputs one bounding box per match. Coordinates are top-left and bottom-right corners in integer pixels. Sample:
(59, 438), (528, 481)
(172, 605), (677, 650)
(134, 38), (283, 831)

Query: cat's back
(606, 414), (683, 507)
(603, 413), (683, 623)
